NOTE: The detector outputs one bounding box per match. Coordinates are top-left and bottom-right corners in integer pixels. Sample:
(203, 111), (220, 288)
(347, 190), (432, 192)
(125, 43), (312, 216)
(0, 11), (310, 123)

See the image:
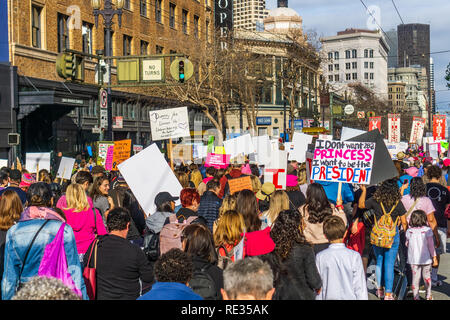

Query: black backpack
(142, 227), (160, 262)
(189, 265), (218, 300)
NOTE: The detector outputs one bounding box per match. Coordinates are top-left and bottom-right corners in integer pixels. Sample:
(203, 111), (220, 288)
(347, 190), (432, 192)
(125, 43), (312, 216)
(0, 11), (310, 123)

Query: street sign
(344, 104), (355, 115)
(100, 89), (107, 109)
(142, 58), (164, 82)
(7, 133), (20, 146)
(170, 58), (194, 82)
(113, 116), (123, 129)
(357, 111), (365, 119)
(100, 109), (108, 128)
(92, 127), (101, 134)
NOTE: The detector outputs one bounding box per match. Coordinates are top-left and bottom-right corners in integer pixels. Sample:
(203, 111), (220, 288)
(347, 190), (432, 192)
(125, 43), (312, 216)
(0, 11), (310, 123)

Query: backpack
(188, 265), (218, 300)
(216, 245), (234, 270)
(159, 214), (198, 255)
(370, 201), (399, 249)
(142, 227), (160, 262)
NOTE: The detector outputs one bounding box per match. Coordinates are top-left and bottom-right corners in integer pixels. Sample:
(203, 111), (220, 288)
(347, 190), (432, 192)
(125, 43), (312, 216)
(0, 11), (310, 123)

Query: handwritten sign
(228, 176), (253, 195)
(112, 139), (131, 171)
(56, 157), (76, 180)
(149, 107), (190, 141)
(105, 145), (114, 171)
(205, 153), (231, 169)
(97, 141), (114, 166)
(311, 139), (375, 184)
(25, 153), (51, 173)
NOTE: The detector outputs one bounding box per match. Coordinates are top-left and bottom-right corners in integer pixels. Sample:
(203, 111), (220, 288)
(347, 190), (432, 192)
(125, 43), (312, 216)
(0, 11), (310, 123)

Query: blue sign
(226, 133), (241, 140)
(289, 119), (304, 131)
(256, 117), (272, 126)
(0, 0), (9, 62)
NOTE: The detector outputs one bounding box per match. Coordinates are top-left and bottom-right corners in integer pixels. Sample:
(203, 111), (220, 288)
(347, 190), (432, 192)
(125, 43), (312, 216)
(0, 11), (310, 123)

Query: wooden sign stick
(169, 138), (174, 170)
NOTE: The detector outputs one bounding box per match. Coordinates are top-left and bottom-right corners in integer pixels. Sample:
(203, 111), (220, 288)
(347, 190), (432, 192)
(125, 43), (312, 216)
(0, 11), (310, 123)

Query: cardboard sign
(228, 176), (253, 195)
(118, 143), (182, 215)
(385, 141), (408, 160)
(264, 150), (287, 189)
(25, 153), (51, 173)
(112, 139), (132, 171)
(429, 143), (439, 160)
(97, 141), (114, 166)
(369, 117), (382, 132)
(252, 135), (271, 166)
(215, 146), (226, 155)
(172, 144), (193, 161)
(223, 134), (255, 158)
(311, 139), (375, 184)
(56, 157), (76, 180)
(104, 145), (114, 171)
(388, 114), (401, 143)
(433, 115), (446, 141)
(193, 144), (208, 160)
(0, 159), (7, 168)
(205, 153), (231, 169)
(410, 117), (426, 145)
(149, 106), (190, 141)
(288, 132), (313, 163)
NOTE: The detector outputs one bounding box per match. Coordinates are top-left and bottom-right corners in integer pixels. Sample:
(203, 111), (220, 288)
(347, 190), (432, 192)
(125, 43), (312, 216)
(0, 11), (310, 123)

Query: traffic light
(178, 60), (185, 83)
(56, 52), (84, 81)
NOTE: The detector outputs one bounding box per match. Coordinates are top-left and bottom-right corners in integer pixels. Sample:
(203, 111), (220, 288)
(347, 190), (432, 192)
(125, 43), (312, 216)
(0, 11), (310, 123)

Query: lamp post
(91, 0), (123, 141)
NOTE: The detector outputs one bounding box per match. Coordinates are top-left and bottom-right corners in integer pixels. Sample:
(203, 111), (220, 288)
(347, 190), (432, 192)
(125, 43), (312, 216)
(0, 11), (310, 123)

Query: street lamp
(91, 0), (123, 141)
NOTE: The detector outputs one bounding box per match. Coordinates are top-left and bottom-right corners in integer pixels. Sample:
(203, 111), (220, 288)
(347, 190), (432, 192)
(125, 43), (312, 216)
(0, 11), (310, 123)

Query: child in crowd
(315, 215), (368, 300)
(405, 210), (438, 300)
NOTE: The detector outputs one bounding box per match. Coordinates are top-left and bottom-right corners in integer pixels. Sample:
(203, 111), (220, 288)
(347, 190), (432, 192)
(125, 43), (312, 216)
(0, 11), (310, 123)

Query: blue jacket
(137, 282), (203, 300)
(316, 181), (354, 205)
(197, 191), (222, 232)
(1, 218), (88, 300)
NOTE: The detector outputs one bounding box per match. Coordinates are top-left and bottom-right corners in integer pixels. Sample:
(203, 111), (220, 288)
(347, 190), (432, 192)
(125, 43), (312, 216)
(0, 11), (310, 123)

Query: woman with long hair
(182, 223), (223, 300)
(236, 189), (261, 233)
(62, 183), (108, 261)
(2, 182), (88, 300)
(299, 183), (347, 255)
(270, 210), (322, 300)
(213, 193), (238, 234)
(89, 175), (114, 224)
(213, 210), (245, 267)
(260, 190), (290, 229)
(358, 178), (407, 300)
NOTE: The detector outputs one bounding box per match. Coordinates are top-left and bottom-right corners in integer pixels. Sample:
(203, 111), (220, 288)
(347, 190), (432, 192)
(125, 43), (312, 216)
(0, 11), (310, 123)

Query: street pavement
(368, 238), (450, 300)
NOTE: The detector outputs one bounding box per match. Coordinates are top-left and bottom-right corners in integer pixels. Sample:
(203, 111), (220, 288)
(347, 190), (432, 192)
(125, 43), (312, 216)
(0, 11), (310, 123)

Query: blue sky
(266, 0), (450, 112)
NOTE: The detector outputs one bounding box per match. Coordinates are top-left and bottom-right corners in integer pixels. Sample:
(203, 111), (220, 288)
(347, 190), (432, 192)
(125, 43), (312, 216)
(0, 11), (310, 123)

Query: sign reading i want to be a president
(311, 139), (375, 184)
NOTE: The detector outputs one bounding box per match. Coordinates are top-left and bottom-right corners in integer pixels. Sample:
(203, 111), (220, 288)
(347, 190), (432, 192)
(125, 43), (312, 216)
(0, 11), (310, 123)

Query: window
(82, 22), (93, 55)
(328, 75), (333, 82)
(206, 20), (210, 42)
(364, 49), (368, 58)
(57, 13), (69, 52)
(334, 52), (339, 60)
(140, 40), (149, 55)
(182, 10), (188, 34)
(334, 75), (339, 81)
(328, 65), (333, 72)
(352, 62), (357, 69)
(345, 50), (350, 59)
(364, 61), (368, 68)
(346, 63), (351, 70)
(32, 5), (42, 48)
(370, 73), (374, 80)
(156, 45), (164, 54)
(334, 64), (339, 71)
(124, 0), (131, 10)
(369, 50), (374, 58)
(169, 3), (176, 28)
(140, 0), (147, 16)
(169, 50), (177, 62)
(352, 49), (357, 58)
(370, 62), (374, 69)
(193, 15), (199, 38)
(155, 0), (162, 23)
(352, 73), (357, 80)
(328, 52), (333, 60)
(346, 73), (351, 80)
(123, 35), (132, 56)
(364, 73), (368, 80)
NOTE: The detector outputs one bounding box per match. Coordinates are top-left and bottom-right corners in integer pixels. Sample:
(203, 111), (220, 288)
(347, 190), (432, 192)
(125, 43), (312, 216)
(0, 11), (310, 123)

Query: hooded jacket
(145, 211), (173, 234)
(2, 206), (88, 300)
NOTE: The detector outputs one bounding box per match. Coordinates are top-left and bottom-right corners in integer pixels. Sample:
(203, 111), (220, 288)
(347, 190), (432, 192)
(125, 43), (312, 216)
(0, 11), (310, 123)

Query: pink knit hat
(241, 164), (252, 175)
(19, 173), (35, 188)
(286, 174), (298, 187)
(404, 167), (419, 178)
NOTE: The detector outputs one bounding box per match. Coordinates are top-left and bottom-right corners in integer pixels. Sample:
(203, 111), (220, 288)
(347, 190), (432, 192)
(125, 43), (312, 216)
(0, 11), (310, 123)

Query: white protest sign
(25, 153), (51, 173)
(264, 150), (287, 189)
(252, 135), (271, 166)
(311, 139), (375, 185)
(385, 141), (409, 160)
(118, 143), (182, 215)
(56, 157), (76, 180)
(223, 134), (255, 158)
(288, 132), (313, 163)
(0, 159), (7, 168)
(149, 107), (190, 141)
(340, 127), (366, 141)
(429, 143), (439, 160)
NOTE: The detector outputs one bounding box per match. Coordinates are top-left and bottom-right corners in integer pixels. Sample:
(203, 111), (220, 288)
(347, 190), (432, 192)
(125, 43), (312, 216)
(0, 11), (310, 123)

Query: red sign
(388, 114), (401, 143)
(433, 115), (446, 141)
(369, 116), (381, 132)
(409, 117), (426, 144)
(205, 153), (231, 169)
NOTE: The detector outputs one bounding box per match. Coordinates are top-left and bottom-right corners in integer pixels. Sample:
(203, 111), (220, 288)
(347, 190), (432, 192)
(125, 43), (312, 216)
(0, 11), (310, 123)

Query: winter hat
(241, 164), (252, 175)
(286, 174), (298, 187)
(256, 182), (276, 201)
(404, 167), (419, 177)
(243, 227), (275, 257)
(19, 173), (35, 188)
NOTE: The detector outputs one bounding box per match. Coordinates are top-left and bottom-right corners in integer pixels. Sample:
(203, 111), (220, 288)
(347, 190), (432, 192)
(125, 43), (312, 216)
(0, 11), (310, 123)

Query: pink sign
(105, 145), (114, 171)
(205, 153), (231, 169)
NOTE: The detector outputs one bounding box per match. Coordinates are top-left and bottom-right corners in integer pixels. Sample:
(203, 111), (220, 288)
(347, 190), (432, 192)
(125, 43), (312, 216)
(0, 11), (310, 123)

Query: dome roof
(268, 7), (299, 18)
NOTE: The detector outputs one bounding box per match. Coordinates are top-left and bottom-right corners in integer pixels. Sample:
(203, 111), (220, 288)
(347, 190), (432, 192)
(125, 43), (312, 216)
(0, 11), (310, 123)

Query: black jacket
(197, 191), (223, 232)
(277, 243), (322, 300)
(83, 234), (153, 300)
(191, 255), (224, 300)
(287, 190), (306, 212)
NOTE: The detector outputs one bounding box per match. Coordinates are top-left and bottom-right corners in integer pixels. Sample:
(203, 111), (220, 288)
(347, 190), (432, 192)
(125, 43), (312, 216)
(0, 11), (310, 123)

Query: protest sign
(228, 176), (253, 195)
(87, 146), (93, 157)
(252, 135), (271, 166)
(288, 132), (313, 163)
(0, 159), (7, 168)
(97, 141), (114, 166)
(385, 141), (408, 160)
(223, 134), (255, 158)
(104, 145), (114, 171)
(264, 150), (287, 189)
(409, 117), (426, 145)
(318, 134), (332, 140)
(172, 144), (192, 162)
(433, 114), (446, 141)
(56, 157), (76, 180)
(112, 139), (132, 171)
(215, 146), (226, 155)
(369, 117), (382, 132)
(311, 139), (375, 185)
(193, 144), (208, 160)
(340, 127), (367, 141)
(118, 143), (182, 214)
(25, 153), (51, 173)
(133, 145), (143, 153)
(205, 153), (231, 169)
(428, 143), (439, 159)
(388, 114), (401, 143)
(149, 106), (190, 141)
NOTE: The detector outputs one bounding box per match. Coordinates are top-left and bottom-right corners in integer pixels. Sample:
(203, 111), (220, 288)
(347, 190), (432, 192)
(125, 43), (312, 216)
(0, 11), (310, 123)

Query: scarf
(19, 206), (66, 222)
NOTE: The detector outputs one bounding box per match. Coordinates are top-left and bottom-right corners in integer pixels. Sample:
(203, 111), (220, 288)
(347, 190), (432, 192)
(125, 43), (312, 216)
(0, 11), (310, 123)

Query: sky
(266, 0), (450, 113)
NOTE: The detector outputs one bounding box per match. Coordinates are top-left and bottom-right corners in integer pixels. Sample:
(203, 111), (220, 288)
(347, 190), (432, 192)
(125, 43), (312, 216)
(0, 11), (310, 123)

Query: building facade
(388, 82), (406, 110)
(5, 0), (215, 160)
(233, 0), (269, 31)
(321, 28), (390, 100)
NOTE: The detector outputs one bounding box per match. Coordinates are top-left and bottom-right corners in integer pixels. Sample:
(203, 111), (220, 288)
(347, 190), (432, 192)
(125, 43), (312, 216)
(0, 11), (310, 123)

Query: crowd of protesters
(0, 146), (448, 301)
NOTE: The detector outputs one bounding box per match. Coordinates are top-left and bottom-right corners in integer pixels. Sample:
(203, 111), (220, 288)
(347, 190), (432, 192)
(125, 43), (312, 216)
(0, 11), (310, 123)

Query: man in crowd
(0, 169), (27, 205)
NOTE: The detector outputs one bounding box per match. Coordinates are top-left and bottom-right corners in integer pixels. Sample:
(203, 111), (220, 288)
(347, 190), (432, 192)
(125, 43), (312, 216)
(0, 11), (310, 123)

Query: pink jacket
(61, 206), (108, 254)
